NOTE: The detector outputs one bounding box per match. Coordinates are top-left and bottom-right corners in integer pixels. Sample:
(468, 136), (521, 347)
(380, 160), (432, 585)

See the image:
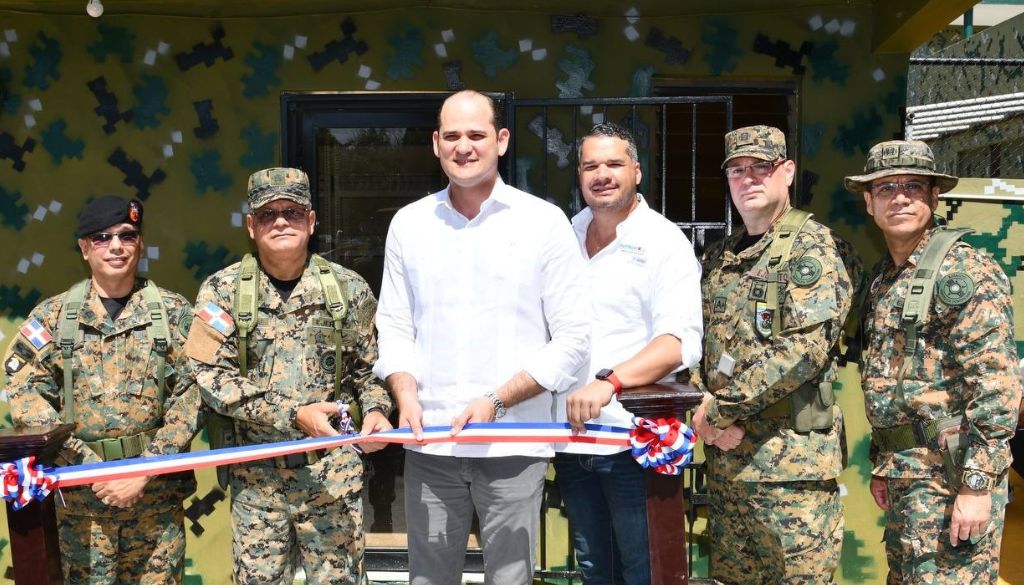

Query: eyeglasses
(88, 229), (140, 247)
(869, 181), (930, 199)
(723, 160), (783, 179)
(252, 207), (309, 226)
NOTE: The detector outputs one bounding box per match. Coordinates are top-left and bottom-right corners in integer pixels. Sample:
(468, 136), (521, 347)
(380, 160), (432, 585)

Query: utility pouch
(937, 419), (966, 489)
(207, 412), (236, 490)
(791, 381), (835, 433)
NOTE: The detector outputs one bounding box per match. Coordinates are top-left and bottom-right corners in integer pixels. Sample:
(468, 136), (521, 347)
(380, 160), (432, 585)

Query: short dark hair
(577, 122), (639, 163)
(438, 90), (504, 132)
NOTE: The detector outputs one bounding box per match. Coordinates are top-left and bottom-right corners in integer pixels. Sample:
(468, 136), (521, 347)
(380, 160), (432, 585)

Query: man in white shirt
(374, 90), (590, 585)
(557, 123), (703, 585)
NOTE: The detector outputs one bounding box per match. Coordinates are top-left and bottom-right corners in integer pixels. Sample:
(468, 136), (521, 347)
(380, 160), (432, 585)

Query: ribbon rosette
(1, 456), (57, 510)
(629, 417), (697, 476)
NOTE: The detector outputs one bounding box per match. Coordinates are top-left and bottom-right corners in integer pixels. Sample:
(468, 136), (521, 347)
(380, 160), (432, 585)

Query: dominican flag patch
(197, 301), (234, 335)
(19, 318), (53, 351)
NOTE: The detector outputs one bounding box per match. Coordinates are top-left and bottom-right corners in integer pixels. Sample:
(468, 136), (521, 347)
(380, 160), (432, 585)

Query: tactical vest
(868, 226), (973, 454)
(57, 279), (169, 460)
(207, 253), (351, 487)
(739, 208), (836, 432)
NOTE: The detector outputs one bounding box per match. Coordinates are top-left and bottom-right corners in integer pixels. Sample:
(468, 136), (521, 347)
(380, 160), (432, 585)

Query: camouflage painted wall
(0, 4), (928, 582)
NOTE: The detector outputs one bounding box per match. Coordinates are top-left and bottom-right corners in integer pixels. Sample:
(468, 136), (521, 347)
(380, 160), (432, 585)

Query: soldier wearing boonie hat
(246, 167), (311, 210)
(843, 140), (958, 194)
(3, 193), (202, 583)
(694, 124), (856, 584)
(853, 139), (1020, 584)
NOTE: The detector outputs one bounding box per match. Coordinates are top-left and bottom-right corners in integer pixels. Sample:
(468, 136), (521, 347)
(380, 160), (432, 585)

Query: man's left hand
(359, 410), (394, 453)
(93, 476), (150, 508)
(566, 380), (616, 434)
(949, 487), (992, 546)
(450, 397), (496, 435)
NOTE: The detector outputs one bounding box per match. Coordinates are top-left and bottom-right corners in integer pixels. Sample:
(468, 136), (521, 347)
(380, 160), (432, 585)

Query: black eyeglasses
(724, 160), (783, 179)
(88, 229), (140, 247)
(870, 181), (930, 199)
(252, 207), (309, 226)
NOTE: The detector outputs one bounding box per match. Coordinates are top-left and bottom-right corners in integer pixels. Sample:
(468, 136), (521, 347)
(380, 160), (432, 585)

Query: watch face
(964, 472), (987, 490)
(596, 368), (614, 380)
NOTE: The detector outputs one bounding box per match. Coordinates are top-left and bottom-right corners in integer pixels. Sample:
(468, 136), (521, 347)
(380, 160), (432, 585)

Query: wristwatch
(961, 470), (996, 491)
(484, 391), (507, 420)
(595, 368), (623, 394)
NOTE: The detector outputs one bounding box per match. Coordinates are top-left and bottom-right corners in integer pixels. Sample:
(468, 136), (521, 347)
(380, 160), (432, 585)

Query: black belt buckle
(276, 449), (327, 469)
(913, 421), (932, 449)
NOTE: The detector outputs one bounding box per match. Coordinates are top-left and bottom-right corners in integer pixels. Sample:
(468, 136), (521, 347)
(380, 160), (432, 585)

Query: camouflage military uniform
(698, 217), (853, 585)
(186, 256), (391, 585)
(3, 279), (200, 584)
(861, 230), (1020, 583)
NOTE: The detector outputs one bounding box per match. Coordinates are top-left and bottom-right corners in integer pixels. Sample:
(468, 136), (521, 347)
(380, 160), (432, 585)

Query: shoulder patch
(12, 340), (36, 360)
(4, 354), (27, 375)
(790, 256), (822, 286)
(936, 272), (975, 306)
(196, 301), (235, 336)
(19, 318), (53, 350)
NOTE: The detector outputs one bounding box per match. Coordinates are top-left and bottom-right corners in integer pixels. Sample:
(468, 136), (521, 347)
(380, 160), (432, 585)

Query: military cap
(844, 140), (958, 194)
(247, 167), (311, 210)
(722, 125), (787, 168)
(76, 195), (143, 238)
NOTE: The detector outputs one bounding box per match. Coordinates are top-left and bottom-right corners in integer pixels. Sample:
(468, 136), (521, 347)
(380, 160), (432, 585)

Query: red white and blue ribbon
(628, 417), (698, 476)
(0, 421), (698, 508)
(2, 456), (56, 510)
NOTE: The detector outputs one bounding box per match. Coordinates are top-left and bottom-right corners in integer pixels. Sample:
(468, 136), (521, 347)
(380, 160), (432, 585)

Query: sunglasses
(88, 229), (140, 247)
(251, 207), (310, 226)
(723, 160), (783, 179)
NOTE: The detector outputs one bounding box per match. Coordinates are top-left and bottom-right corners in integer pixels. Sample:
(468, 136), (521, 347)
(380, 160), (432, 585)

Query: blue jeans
(554, 451), (650, 585)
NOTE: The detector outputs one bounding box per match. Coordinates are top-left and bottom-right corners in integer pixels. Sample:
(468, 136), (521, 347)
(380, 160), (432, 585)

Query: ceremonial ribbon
(0, 420), (697, 509)
(629, 417), (698, 476)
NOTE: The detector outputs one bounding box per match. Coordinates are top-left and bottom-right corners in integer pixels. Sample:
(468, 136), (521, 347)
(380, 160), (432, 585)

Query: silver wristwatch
(484, 391), (507, 420)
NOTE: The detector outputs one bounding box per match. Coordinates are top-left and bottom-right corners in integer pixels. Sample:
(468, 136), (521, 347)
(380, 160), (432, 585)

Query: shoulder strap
(234, 254), (260, 377)
(58, 280), (90, 425)
(311, 254), (349, 400)
(763, 208), (813, 338)
(896, 227), (973, 399)
(141, 280), (170, 411)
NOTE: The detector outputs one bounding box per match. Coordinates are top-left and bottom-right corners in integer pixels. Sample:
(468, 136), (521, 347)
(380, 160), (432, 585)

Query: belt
(872, 416), (962, 453)
(273, 448), (330, 469)
(85, 429), (158, 461)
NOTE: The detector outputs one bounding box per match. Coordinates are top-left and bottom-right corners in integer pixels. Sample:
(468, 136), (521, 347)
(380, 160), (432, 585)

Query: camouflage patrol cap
(722, 125), (787, 168)
(247, 167), (311, 209)
(844, 140), (958, 194)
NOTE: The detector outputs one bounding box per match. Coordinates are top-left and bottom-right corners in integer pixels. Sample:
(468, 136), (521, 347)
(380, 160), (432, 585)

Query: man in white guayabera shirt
(556, 122), (703, 585)
(373, 89), (590, 585)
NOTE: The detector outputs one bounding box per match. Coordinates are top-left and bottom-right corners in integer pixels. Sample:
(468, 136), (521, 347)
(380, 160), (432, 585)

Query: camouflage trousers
(230, 461), (367, 585)
(882, 475), (1008, 584)
(707, 477), (843, 585)
(57, 506), (185, 585)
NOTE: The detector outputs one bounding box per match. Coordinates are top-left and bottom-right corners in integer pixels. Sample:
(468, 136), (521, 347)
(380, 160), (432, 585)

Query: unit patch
(749, 281), (767, 301)
(196, 301), (235, 335)
(4, 354), (26, 375)
(936, 272), (975, 306)
(789, 256), (822, 286)
(320, 351), (337, 373)
(754, 302), (773, 338)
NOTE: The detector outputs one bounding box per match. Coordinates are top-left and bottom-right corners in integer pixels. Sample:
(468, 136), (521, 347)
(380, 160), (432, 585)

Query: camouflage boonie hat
(722, 125), (787, 168)
(844, 140), (958, 194)
(247, 167), (311, 209)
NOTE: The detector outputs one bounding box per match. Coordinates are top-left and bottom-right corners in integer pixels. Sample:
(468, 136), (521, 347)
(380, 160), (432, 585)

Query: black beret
(75, 196), (143, 238)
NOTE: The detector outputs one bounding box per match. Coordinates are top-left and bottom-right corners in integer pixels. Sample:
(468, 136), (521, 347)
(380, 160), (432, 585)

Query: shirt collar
(437, 177), (511, 216)
(571, 194), (649, 242)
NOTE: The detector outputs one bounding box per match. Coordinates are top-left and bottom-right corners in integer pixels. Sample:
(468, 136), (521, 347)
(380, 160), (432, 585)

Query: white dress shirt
(374, 178), (590, 457)
(556, 195), (703, 454)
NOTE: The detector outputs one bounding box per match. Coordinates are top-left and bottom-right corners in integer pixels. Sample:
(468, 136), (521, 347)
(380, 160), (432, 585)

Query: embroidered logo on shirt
(749, 281), (767, 301)
(936, 273), (975, 306)
(5, 354), (26, 375)
(19, 318), (53, 351)
(754, 302), (773, 338)
(196, 301), (235, 335)
(713, 296), (727, 313)
(619, 243), (646, 265)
